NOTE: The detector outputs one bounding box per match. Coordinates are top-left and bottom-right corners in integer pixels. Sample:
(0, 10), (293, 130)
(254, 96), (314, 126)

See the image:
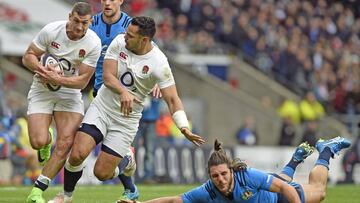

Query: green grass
(0, 184), (359, 203)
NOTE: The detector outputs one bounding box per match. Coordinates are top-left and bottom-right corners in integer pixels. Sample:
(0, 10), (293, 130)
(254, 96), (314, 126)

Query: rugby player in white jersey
(49, 16), (205, 203)
(22, 2), (101, 203)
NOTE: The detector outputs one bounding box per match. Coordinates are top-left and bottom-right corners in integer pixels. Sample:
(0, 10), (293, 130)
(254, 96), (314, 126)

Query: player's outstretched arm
(269, 177), (301, 203)
(161, 85), (205, 146)
(118, 196), (183, 203)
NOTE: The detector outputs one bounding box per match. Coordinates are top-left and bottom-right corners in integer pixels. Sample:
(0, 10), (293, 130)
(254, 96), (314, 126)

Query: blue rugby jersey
(182, 168), (278, 203)
(90, 12), (132, 92)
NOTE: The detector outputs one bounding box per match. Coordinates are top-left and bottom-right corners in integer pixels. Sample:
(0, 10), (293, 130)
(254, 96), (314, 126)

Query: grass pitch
(0, 184), (359, 203)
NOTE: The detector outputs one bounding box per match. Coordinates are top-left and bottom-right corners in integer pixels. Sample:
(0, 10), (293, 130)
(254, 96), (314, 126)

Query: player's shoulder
(111, 12), (132, 29)
(38, 21), (66, 40)
(43, 20), (66, 31)
(240, 167), (265, 179)
(242, 167), (273, 186)
(112, 33), (126, 44)
(120, 12), (132, 24)
(233, 168), (259, 181)
(121, 11), (131, 19)
(151, 45), (168, 61)
(246, 167), (266, 175)
(85, 29), (101, 44)
(148, 46), (169, 68)
(91, 12), (102, 27)
(183, 180), (216, 202)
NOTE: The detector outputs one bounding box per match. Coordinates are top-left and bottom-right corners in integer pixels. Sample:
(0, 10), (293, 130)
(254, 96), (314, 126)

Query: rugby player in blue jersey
(90, 0), (131, 97)
(120, 137), (350, 203)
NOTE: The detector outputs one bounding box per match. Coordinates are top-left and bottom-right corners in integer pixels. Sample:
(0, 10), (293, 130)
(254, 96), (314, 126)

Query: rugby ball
(40, 53), (63, 92)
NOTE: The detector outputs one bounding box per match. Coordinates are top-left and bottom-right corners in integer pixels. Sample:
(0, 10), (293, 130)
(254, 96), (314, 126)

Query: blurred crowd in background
(84, 0), (360, 145)
(108, 0), (360, 155)
(127, 0), (360, 116)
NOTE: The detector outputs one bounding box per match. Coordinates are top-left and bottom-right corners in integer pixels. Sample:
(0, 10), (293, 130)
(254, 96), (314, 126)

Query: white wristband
(172, 110), (189, 129)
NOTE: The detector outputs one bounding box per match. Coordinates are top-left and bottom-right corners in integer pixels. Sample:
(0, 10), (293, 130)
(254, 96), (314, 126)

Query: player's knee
(53, 144), (71, 160)
(29, 136), (48, 149)
(29, 141), (43, 150)
(69, 149), (87, 165)
(93, 167), (112, 181)
(54, 139), (73, 156)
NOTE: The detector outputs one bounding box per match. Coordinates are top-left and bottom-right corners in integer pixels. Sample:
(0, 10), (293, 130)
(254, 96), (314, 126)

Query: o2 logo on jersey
(120, 71), (137, 92)
(58, 58), (76, 75)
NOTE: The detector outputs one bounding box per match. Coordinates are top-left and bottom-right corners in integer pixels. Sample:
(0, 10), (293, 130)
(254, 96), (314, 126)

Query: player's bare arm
(118, 195), (183, 203)
(161, 85), (205, 146)
(103, 58), (140, 116)
(22, 43), (46, 72)
(269, 177), (301, 203)
(35, 63), (95, 89)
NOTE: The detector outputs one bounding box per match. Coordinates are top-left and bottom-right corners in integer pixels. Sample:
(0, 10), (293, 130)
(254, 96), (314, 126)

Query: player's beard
(103, 8), (117, 18)
(125, 41), (137, 53)
(214, 178), (232, 195)
(217, 171), (234, 196)
(224, 171), (234, 196)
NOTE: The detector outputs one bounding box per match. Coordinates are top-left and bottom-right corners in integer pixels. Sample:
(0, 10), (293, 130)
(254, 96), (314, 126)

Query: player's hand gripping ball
(40, 53), (63, 91)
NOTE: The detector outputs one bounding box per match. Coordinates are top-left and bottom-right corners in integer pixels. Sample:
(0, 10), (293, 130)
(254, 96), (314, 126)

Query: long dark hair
(207, 139), (247, 174)
(207, 139), (232, 174)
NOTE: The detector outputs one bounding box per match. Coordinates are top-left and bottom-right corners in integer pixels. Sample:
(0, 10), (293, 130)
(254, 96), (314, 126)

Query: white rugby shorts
(27, 87), (84, 115)
(82, 103), (139, 157)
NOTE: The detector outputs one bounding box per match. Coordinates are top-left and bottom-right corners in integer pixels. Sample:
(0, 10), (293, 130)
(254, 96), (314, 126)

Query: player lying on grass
(120, 136), (351, 203)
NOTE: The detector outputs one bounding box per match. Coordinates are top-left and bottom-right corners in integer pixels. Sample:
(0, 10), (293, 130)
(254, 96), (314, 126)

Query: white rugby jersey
(31, 21), (101, 94)
(94, 34), (175, 118)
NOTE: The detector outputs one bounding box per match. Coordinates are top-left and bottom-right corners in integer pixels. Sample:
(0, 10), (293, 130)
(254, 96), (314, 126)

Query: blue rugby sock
(118, 156), (130, 173)
(119, 174), (135, 192)
(281, 166), (295, 179)
(316, 147), (331, 170)
(117, 156), (135, 192)
(281, 158), (299, 179)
